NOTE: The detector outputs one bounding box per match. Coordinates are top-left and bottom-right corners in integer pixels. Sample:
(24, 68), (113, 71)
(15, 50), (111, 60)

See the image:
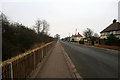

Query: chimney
(113, 19), (117, 23)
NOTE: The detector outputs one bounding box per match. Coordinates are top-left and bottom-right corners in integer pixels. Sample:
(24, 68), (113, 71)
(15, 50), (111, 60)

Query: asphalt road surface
(60, 41), (118, 78)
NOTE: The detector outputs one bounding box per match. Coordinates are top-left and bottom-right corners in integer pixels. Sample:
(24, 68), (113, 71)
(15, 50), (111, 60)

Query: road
(60, 41), (118, 78)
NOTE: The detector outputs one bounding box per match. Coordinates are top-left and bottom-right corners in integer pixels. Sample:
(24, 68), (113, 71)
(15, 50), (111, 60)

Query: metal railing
(0, 41), (56, 79)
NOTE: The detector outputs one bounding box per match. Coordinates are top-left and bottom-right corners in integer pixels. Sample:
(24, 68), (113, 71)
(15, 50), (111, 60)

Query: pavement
(35, 41), (72, 78)
(60, 41), (118, 78)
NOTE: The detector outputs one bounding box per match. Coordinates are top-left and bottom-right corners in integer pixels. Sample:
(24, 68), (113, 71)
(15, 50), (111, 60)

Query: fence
(82, 41), (120, 50)
(0, 41), (56, 79)
(84, 41), (92, 45)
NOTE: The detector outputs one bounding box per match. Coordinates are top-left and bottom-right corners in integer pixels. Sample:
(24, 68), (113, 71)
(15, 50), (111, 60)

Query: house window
(101, 33), (104, 36)
(108, 32), (110, 36)
(104, 32), (106, 36)
(117, 31), (120, 34)
(113, 31), (116, 34)
(110, 31), (113, 34)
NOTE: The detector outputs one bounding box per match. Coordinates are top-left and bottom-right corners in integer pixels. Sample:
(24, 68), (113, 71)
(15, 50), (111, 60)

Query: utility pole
(69, 33), (70, 42)
(75, 28), (77, 35)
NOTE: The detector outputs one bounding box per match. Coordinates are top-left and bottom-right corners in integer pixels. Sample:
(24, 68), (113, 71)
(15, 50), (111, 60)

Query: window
(104, 32), (106, 36)
(117, 31), (120, 34)
(110, 31), (113, 34)
(113, 31), (116, 34)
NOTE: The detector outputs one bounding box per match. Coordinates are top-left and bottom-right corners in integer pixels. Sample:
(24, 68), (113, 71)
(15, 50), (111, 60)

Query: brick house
(100, 20), (120, 39)
(71, 33), (83, 42)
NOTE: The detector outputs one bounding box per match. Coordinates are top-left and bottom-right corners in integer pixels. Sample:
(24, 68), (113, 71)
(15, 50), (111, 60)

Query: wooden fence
(0, 41), (56, 79)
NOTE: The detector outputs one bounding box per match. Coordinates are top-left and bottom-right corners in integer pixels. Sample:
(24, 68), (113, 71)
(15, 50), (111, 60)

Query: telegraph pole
(69, 32), (70, 42)
(75, 28), (77, 35)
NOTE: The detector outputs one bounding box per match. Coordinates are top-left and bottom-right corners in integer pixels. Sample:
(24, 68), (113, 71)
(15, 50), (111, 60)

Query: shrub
(104, 34), (120, 46)
(2, 15), (54, 61)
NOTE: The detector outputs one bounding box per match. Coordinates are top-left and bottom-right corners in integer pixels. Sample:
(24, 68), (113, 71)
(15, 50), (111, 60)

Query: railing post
(42, 48), (43, 58)
(0, 65), (2, 80)
(33, 52), (36, 69)
(7, 62), (13, 79)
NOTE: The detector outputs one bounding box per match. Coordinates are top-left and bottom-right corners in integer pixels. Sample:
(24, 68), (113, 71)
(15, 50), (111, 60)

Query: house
(71, 33), (83, 41)
(100, 19), (120, 39)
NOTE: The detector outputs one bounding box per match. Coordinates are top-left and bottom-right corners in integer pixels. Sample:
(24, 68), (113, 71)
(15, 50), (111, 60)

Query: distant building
(118, 1), (120, 22)
(71, 33), (83, 41)
(100, 19), (120, 39)
(54, 34), (60, 40)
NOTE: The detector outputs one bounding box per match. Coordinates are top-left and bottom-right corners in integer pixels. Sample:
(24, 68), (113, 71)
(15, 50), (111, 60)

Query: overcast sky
(0, 0), (119, 38)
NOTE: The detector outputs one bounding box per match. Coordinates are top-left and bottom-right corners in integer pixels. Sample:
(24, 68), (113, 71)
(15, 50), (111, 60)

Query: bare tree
(34, 19), (49, 35)
(45, 24), (49, 35)
(83, 28), (94, 40)
(94, 33), (99, 38)
(54, 34), (60, 40)
(34, 19), (42, 34)
(0, 12), (9, 24)
(42, 20), (49, 35)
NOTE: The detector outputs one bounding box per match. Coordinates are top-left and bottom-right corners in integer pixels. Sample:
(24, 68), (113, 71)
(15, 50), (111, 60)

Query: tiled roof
(100, 22), (120, 33)
(72, 34), (83, 37)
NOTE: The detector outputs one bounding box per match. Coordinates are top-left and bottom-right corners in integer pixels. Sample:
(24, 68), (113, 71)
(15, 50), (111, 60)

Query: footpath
(35, 41), (72, 78)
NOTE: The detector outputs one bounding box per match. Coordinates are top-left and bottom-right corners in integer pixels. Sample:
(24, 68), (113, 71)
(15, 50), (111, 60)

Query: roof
(100, 22), (120, 33)
(72, 34), (83, 37)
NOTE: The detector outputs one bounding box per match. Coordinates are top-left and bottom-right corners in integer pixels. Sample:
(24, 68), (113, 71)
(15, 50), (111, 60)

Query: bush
(2, 15), (54, 61)
(104, 34), (120, 46)
(79, 41), (84, 44)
